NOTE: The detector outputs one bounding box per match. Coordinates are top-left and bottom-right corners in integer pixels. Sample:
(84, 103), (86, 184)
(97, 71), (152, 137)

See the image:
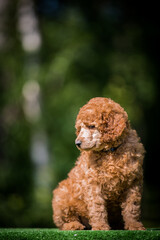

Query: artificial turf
(0, 229), (160, 240)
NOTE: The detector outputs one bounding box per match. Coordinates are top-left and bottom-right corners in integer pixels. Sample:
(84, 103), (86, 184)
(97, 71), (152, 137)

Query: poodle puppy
(52, 97), (145, 230)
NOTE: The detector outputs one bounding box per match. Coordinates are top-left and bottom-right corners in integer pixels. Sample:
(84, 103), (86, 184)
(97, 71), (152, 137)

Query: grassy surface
(0, 229), (160, 240)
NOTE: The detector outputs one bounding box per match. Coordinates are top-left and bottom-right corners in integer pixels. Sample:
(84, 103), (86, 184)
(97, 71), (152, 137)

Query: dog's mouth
(75, 140), (104, 152)
(77, 145), (96, 151)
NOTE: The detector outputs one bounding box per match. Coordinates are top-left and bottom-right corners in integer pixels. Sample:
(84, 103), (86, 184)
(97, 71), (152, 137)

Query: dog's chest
(95, 153), (137, 198)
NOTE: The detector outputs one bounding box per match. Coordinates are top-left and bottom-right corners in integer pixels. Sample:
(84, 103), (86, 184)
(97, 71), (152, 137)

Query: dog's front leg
(85, 183), (110, 230)
(121, 183), (145, 230)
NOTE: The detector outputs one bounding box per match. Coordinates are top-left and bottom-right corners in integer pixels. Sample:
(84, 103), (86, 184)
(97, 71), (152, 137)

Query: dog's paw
(62, 221), (85, 230)
(125, 221), (145, 230)
(92, 224), (110, 230)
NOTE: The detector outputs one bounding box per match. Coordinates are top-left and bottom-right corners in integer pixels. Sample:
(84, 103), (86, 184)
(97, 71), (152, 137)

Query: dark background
(0, 0), (160, 228)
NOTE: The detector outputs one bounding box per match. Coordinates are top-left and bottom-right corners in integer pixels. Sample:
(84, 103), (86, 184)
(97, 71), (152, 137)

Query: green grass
(0, 229), (160, 240)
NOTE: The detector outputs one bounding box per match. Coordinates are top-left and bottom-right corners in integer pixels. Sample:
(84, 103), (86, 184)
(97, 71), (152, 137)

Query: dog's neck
(86, 142), (123, 165)
(101, 143), (122, 153)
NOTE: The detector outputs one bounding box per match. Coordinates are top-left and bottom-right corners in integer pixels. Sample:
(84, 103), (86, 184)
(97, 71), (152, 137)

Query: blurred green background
(0, 0), (160, 228)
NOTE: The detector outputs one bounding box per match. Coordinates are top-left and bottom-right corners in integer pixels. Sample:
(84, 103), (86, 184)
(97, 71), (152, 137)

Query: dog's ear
(101, 111), (128, 142)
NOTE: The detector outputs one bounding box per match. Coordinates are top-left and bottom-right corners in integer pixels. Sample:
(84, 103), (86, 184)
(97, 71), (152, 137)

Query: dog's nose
(75, 140), (82, 147)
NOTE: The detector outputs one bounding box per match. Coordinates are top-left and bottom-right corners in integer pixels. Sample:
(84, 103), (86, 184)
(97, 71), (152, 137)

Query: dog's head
(75, 97), (129, 151)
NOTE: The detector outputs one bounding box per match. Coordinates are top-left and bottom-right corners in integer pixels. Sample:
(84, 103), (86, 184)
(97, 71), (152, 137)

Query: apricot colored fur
(52, 97), (145, 230)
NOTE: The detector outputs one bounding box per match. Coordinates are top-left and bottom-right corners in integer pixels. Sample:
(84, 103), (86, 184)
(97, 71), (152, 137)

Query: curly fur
(52, 97), (145, 230)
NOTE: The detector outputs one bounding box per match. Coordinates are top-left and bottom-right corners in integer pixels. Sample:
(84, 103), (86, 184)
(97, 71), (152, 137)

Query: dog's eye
(88, 125), (95, 129)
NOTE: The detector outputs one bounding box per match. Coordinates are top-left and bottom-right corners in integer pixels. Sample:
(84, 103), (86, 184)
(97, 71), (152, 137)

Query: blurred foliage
(0, 0), (160, 228)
